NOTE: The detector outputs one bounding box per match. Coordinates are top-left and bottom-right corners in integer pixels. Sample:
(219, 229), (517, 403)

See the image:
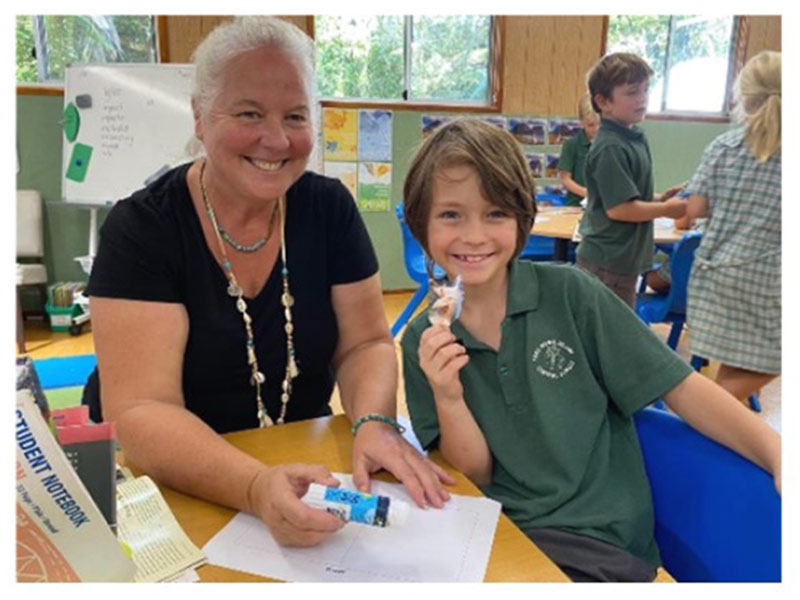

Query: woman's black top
(83, 163), (379, 433)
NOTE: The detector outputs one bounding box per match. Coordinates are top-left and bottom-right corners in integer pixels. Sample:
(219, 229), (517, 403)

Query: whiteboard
(62, 64), (197, 205)
(62, 63), (323, 206)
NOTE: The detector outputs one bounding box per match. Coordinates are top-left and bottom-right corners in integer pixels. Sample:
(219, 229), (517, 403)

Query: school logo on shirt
(532, 339), (575, 379)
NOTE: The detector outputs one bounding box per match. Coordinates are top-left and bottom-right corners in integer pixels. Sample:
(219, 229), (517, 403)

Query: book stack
(16, 389), (135, 582)
(51, 406), (117, 535)
(16, 360), (206, 582)
(47, 282), (86, 308)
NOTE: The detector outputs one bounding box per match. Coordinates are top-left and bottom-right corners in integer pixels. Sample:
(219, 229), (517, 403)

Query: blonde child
(685, 51), (782, 403)
(557, 93), (599, 207)
(400, 118), (780, 582)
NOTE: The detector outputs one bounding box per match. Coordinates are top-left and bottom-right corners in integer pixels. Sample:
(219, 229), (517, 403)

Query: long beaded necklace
(199, 160), (299, 427)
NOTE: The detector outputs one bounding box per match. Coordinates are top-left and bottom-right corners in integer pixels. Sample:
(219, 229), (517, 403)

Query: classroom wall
(160, 16), (312, 62)
(16, 14), (781, 294)
(501, 16), (606, 115)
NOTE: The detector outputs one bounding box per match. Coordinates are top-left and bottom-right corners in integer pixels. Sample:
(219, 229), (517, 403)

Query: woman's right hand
(248, 464), (347, 547)
(418, 325), (469, 402)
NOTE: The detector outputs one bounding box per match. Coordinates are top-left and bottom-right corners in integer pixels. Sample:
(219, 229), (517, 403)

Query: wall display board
(62, 64), (198, 205)
(62, 63), (323, 206)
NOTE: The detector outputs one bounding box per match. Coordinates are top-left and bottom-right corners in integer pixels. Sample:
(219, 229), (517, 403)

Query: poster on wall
(546, 153), (561, 177)
(561, 119), (582, 140)
(358, 110), (392, 162)
(509, 118), (546, 145)
(548, 119), (568, 144)
(422, 115), (451, 138)
(357, 162), (392, 212)
(480, 116), (507, 130)
(526, 153), (545, 178)
(323, 108), (358, 161)
(324, 161), (358, 200)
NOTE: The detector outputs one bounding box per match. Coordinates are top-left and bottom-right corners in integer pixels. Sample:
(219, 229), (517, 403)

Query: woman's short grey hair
(191, 16), (316, 118)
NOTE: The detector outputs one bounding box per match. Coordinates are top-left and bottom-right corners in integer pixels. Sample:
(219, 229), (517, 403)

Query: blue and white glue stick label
(302, 483), (408, 527)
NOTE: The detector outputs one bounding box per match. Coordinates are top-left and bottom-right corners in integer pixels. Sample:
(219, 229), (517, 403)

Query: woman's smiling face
(194, 45), (313, 203)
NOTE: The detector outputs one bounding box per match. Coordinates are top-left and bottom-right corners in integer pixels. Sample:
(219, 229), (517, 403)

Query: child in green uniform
(557, 93), (599, 207)
(577, 53), (685, 308)
(400, 118), (780, 582)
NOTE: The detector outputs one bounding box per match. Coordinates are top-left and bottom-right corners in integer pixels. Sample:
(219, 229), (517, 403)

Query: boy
(557, 93), (599, 207)
(578, 53), (685, 308)
(400, 119), (780, 582)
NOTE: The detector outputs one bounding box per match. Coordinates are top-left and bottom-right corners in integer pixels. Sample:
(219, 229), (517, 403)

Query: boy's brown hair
(403, 118), (536, 258)
(587, 52), (654, 113)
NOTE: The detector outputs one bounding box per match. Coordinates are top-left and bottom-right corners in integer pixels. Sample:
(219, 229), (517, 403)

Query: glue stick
(301, 483), (409, 527)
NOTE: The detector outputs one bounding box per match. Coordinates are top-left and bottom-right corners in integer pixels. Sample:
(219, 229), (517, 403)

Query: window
(315, 15), (494, 106)
(16, 15), (158, 84)
(607, 15), (737, 114)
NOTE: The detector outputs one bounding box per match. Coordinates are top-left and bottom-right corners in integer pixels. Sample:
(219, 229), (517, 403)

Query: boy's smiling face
(595, 79), (650, 127)
(426, 165), (518, 292)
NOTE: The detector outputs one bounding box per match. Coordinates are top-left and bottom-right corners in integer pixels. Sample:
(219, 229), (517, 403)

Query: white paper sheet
(203, 474), (501, 582)
(164, 568), (200, 583)
(654, 217), (674, 230)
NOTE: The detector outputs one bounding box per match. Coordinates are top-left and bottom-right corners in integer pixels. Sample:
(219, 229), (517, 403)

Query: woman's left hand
(351, 421), (455, 508)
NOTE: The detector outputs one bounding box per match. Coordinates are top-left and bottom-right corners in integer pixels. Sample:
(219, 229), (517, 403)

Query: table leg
(554, 239), (569, 262)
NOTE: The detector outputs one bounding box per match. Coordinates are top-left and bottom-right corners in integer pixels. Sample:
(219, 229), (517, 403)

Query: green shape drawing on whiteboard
(64, 103), (80, 142)
(66, 143), (93, 182)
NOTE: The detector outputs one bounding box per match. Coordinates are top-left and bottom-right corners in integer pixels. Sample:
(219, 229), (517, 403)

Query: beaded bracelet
(351, 413), (406, 436)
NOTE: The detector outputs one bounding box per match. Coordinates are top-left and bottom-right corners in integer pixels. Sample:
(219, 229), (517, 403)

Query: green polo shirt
(401, 261), (693, 568)
(557, 129), (591, 207)
(578, 118), (655, 275)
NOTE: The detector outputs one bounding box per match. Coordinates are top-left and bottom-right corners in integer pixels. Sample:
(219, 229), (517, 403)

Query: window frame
(602, 14), (748, 123)
(16, 15), (165, 97)
(314, 15), (504, 113)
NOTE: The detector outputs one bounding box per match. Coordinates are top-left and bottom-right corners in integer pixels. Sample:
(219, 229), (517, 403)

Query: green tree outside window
(315, 15), (492, 104)
(607, 15), (736, 113)
(16, 15), (157, 84)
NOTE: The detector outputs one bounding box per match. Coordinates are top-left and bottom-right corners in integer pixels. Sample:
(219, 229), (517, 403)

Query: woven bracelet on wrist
(351, 413), (406, 436)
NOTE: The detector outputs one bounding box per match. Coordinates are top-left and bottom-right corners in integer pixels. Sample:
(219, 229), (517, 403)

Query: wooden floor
(19, 290), (781, 432)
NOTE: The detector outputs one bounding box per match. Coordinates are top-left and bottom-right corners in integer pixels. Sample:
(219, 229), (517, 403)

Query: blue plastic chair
(634, 407), (780, 581)
(519, 235), (556, 261)
(536, 192), (566, 207)
(636, 232), (702, 350)
(391, 204), (443, 338)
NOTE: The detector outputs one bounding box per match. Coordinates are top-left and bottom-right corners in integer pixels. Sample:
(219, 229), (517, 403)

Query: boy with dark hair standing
(577, 52), (685, 308)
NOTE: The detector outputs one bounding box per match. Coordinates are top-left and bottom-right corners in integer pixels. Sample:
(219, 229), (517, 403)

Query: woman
(685, 51), (781, 404)
(84, 16), (452, 547)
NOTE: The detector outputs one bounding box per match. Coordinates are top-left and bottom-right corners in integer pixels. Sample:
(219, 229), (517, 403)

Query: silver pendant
(227, 282), (242, 297)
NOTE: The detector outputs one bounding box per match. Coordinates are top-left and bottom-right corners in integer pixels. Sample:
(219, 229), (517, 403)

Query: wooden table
(143, 415), (570, 582)
(531, 207), (687, 261)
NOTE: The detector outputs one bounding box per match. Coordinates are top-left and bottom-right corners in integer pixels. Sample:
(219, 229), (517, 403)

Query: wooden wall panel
(163, 16), (231, 63)
(160, 15), (313, 64)
(527, 17), (551, 113)
(501, 17), (529, 114)
(501, 15), (605, 116)
(745, 15), (781, 61)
